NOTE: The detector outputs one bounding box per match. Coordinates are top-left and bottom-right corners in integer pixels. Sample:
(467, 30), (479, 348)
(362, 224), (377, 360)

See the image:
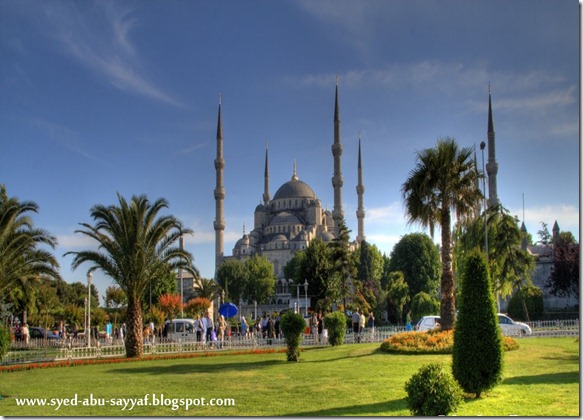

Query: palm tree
(402, 138), (481, 330)
(193, 278), (219, 301)
(65, 193), (196, 358)
(0, 184), (61, 295)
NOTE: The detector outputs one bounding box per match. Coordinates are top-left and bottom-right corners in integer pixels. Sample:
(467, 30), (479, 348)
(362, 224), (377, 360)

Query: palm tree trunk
(440, 209), (456, 330)
(125, 296), (143, 358)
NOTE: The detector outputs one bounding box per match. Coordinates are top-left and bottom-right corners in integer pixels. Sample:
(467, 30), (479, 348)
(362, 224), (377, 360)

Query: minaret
(263, 143), (270, 205)
(213, 96), (226, 277)
(355, 134), (365, 244)
(486, 86), (500, 208)
(331, 77), (344, 236)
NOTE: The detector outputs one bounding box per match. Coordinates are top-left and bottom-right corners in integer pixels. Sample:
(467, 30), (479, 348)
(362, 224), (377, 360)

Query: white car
(416, 315), (441, 331)
(498, 313), (532, 336)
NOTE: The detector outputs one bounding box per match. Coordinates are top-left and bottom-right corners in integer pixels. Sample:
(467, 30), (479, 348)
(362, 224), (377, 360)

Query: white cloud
(509, 204), (579, 240)
(43, 2), (181, 107)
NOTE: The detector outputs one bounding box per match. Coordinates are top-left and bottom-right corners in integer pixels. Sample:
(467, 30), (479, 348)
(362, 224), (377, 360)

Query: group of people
(351, 308), (375, 343)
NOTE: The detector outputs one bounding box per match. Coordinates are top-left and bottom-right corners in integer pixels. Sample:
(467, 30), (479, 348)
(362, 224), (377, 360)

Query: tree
(0, 184), (61, 294)
(507, 285), (544, 321)
(452, 249), (503, 398)
(546, 235), (579, 300)
(388, 233), (441, 299)
(280, 311), (307, 362)
(159, 293), (183, 320)
(146, 266), (179, 308)
(410, 291), (440, 322)
(104, 285), (127, 327)
(244, 255), (276, 304)
(331, 218), (356, 312)
(387, 271), (410, 323)
(183, 297), (211, 318)
(356, 241), (385, 321)
(402, 138), (481, 330)
(66, 193), (196, 358)
(300, 238), (334, 309)
(193, 278), (220, 301)
(216, 259), (247, 303)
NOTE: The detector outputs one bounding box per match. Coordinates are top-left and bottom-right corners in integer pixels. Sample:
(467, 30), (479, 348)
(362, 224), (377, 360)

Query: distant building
(213, 81), (365, 312)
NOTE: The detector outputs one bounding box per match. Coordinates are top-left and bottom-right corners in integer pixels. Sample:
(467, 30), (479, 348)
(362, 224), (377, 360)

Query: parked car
(416, 315), (441, 331)
(29, 327), (62, 340)
(498, 313), (532, 336)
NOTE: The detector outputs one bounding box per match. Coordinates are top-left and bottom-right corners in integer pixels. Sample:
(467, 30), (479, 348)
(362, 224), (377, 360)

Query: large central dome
(273, 178), (317, 200)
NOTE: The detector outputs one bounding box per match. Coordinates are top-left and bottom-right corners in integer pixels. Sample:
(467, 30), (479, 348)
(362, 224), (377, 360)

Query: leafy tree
(356, 241), (385, 320)
(283, 250), (306, 284)
(104, 285), (127, 327)
(183, 297), (211, 318)
(66, 193), (196, 358)
(159, 293), (183, 320)
(297, 238), (334, 308)
(324, 311), (347, 346)
(216, 259), (247, 303)
(244, 255), (276, 304)
(507, 285), (544, 321)
(147, 266), (179, 308)
(546, 235), (579, 300)
(402, 138), (482, 330)
(388, 233), (441, 299)
(410, 292), (440, 322)
(331, 218), (356, 312)
(387, 271), (410, 323)
(453, 249), (503, 398)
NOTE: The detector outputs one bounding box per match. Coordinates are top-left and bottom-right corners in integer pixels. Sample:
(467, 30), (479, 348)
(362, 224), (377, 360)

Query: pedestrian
(406, 311), (412, 331)
(359, 311), (366, 339)
(317, 312), (324, 341)
(21, 323), (29, 346)
(266, 315), (275, 344)
(311, 312), (319, 342)
(204, 311), (214, 345)
(352, 308), (360, 338)
(149, 320), (155, 343)
(73, 323), (79, 340)
(106, 321), (112, 344)
(218, 315), (226, 349)
(241, 316), (248, 337)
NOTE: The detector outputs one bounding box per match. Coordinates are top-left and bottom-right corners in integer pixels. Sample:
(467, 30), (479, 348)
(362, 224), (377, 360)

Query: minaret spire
(331, 76), (344, 236)
(356, 133), (365, 244)
(214, 95), (226, 277)
(263, 142), (270, 204)
(486, 85), (500, 208)
(292, 159), (298, 181)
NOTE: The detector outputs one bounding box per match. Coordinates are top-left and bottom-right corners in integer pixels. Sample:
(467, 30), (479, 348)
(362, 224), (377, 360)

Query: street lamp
(87, 271), (92, 348)
(179, 235), (184, 318)
(303, 279), (308, 317)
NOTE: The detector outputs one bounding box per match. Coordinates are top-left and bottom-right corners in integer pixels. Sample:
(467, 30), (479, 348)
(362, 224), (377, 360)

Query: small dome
(255, 203), (266, 212)
(272, 234), (287, 242)
(319, 231), (334, 241)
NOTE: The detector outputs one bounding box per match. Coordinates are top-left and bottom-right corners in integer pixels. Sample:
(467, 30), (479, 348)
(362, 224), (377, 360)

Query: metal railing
(2, 321), (577, 366)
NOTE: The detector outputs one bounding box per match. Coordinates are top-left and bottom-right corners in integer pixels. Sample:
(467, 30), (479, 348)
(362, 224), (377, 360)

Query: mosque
(212, 81), (364, 309)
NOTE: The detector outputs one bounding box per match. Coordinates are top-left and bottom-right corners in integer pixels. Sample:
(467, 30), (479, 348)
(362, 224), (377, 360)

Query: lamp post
(84, 297), (87, 345)
(87, 271), (92, 348)
(179, 235), (184, 318)
(303, 279), (308, 317)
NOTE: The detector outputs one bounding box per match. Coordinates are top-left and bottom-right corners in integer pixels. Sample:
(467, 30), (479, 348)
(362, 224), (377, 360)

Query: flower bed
(380, 330), (519, 354)
(0, 348), (286, 373)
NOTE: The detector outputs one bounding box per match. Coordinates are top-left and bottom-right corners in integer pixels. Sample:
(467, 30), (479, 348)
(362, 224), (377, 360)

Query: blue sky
(1, 0), (579, 303)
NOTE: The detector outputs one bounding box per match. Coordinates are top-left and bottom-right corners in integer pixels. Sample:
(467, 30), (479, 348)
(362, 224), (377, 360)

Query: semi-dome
(273, 178), (317, 201)
(272, 211), (301, 225)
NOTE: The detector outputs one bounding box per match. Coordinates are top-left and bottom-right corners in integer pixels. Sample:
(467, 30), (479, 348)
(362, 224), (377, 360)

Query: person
(194, 314), (202, 343)
(317, 312), (324, 342)
(106, 321), (113, 344)
(143, 325), (150, 344)
(241, 316), (248, 338)
(218, 315), (226, 349)
(352, 308), (360, 340)
(406, 311), (412, 331)
(21, 323), (29, 346)
(310, 313), (319, 342)
(359, 311), (366, 341)
(73, 323), (79, 340)
(57, 320), (64, 338)
(275, 316), (281, 339)
(266, 315), (275, 344)
(204, 311), (214, 345)
(149, 320), (155, 343)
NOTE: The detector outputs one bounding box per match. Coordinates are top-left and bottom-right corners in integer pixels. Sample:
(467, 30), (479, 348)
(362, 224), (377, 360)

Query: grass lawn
(0, 337), (578, 416)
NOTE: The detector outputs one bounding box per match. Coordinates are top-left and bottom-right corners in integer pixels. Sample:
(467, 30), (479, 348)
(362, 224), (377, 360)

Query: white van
(163, 318), (198, 341)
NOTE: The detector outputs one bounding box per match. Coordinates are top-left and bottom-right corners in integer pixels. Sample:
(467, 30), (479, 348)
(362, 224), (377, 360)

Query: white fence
(2, 321), (577, 366)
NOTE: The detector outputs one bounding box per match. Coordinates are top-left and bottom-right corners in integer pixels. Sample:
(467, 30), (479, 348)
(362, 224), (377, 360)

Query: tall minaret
(486, 86), (500, 208)
(331, 77), (344, 236)
(214, 96), (226, 277)
(263, 143), (270, 205)
(355, 134), (365, 244)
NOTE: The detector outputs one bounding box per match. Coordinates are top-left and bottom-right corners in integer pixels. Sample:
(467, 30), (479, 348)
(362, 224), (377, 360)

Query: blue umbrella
(218, 302), (238, 319)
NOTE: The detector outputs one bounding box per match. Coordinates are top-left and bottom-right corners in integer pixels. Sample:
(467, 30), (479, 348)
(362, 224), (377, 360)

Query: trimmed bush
(280, 312), (306, 362)
(323, 311), (347, 346)
(405, 363), (463, 416)
(453, 249), (503, 398)
(0, 326), (10, 359)
(507, 285), (544, 321)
